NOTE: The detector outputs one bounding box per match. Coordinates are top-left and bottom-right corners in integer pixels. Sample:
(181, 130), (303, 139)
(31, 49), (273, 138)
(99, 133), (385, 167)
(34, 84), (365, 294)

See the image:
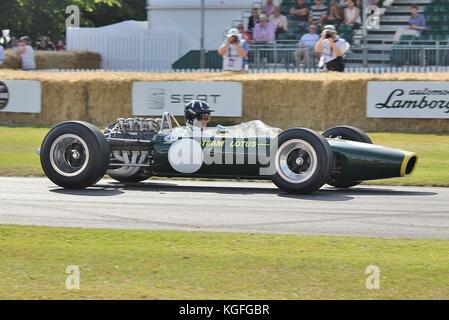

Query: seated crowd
(243, 0), (362, 44)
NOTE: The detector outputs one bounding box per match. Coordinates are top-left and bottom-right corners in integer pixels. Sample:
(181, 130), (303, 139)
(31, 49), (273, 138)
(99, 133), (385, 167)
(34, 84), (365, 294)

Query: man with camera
(314, 25), (350, 72)
(218, 28), (249, 72)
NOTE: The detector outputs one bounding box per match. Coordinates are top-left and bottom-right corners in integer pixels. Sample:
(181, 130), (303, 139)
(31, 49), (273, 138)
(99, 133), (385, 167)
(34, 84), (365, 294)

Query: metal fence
(248, 43), (318, 70)
(225, 42), (449, 70)
(390, 41), (449, 67)
(34, 65), (449, 74)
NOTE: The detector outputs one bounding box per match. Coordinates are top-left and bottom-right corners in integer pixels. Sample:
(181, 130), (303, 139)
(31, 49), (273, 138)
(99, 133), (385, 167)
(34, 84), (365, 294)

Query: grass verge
(0, 126), (448, 186)
(0, 225), (448, 300)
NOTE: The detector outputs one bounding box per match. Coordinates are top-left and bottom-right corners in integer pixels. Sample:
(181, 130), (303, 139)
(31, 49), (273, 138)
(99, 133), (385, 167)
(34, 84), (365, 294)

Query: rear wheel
(323, 126), (372, 189)
(40, 122), (110, 189)
(271, 128), (333, 194)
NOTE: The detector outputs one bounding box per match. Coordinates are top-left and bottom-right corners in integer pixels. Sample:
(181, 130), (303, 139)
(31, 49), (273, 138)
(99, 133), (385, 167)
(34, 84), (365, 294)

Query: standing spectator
(393, 4), (426, 43)
(0, 44), (4, 66)
(290, 0), (310, 30)
(309, 0), (329, 27)
(263, 0), (276, 17)
(315, 25), (350, 72)
(343, 0), (361, 29)
(218, 28), (249, 72)
(253, 14), (276, 43)
(294, 24), (320, 68)
(248, 7), (260, 34)
(15, 36), (36, 71)
(326, 0), (344, 26)
(271, 6), (288, 35)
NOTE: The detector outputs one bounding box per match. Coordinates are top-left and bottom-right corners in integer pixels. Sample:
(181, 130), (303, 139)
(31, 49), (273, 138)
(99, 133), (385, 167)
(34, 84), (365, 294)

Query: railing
(390, 41), (449, 67)
(248, 43), (318, 70)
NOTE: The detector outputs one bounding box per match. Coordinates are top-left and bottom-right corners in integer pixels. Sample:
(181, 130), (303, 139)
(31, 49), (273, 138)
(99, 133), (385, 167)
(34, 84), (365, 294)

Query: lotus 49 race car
(39, 112), (417, 194)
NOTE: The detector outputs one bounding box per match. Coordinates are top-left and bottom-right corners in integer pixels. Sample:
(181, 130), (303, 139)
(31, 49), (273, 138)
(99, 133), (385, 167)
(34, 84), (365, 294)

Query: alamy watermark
(366, 5), (381, 30)
(66, 265), (80, 290)
(66, 5), (80, 29)
(365, 265), (381, 290)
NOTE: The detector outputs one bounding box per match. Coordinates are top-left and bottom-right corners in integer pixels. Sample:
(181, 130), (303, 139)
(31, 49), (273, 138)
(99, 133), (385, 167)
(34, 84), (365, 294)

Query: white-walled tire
(271, 128), (334, 194)
(40, 121), (110, 189)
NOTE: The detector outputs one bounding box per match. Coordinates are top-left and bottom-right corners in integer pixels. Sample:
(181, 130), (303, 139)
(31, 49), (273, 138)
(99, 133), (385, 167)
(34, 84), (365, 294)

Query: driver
(184, 100), (214, 129)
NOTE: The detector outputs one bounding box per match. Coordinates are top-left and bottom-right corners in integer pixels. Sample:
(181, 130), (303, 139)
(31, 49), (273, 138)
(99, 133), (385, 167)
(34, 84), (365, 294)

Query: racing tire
(323, 126), (371, 189)
(271, 128), (334, 194)
(322, 126), (372, 144)
(40, 121), (110, 189)
(108, 170), (151, 184)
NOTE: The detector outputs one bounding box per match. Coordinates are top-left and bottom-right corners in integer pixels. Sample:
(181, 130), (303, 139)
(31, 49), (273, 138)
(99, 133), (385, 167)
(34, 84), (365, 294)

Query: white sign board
(0, 80), (41, 113)
(132, 81), (243, 117)
(367, 81), (449, 119)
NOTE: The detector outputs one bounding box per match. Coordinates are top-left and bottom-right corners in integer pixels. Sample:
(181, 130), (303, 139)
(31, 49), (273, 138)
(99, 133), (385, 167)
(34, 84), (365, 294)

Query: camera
(230, 35), (239, 44)
(325, 31), (334, 39)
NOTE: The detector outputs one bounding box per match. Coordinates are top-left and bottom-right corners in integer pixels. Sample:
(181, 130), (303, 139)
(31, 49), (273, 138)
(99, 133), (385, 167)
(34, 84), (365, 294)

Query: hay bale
(0, 50), (101, 70)
(0, 50), (21, 69)
(0, 71), (449, 132)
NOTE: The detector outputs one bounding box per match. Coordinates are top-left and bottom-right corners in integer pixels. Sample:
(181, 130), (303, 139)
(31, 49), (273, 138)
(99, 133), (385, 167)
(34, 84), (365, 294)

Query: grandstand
(238, 0), (449, 67)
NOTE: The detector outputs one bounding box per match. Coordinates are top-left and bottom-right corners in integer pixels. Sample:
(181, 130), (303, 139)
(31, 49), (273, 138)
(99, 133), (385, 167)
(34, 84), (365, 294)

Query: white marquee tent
(67, 0), (264, 70)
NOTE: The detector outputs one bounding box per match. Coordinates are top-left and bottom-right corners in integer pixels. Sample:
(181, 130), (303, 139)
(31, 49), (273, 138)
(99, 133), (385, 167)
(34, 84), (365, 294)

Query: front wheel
(322, 126), (372, 144)
(40, 121), (110, 189)
(271, 128), (334, 194)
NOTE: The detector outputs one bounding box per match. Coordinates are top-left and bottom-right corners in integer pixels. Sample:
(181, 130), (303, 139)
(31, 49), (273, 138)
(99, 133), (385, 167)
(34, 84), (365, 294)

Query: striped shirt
(310, 4), (328, 22)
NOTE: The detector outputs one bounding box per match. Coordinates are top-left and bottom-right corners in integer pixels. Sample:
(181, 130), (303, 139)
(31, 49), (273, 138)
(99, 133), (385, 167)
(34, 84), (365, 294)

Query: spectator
(237, 23), (251, 42)
(309, 0), (329, 26)
(37, 36), (55, 51)
(253, 14), (276, 43)
(271, 6), (288, 35)
(263, 0), (276, 17)
(0, 44), (4, 66)
(218, 28), (249, 72)
(343, 0), (361, 29)
(10, 36), (19, 50)
(15, 36), (36, 71)
(237, 24), (250, 69)
(294, 24), (320, 68)
(393, 4), (426, 43)
(290, 0), (309, 30)
(315, 25), (350, 72)
(248, 7), (260, 34)
(55, 39), (66, 51)
(326, 0), (344, 26)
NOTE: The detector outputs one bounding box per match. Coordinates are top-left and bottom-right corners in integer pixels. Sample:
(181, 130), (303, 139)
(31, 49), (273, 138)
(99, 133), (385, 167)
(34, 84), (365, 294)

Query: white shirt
(0, 46), (4, 64)
(319, 37), (350, 66)
(344, 7), (361, 24)
(271, 15), (288, 32)
(220, 39), (248, 71)
(20, 45), (36, 70)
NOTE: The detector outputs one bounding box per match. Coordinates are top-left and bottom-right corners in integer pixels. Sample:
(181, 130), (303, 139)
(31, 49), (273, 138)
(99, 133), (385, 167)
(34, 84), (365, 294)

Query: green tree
(0, 0), (146, 42)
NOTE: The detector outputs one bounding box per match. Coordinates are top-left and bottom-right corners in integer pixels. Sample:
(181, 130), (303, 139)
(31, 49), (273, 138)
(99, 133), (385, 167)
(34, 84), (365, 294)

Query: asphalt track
(1, 177), (449, 239)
